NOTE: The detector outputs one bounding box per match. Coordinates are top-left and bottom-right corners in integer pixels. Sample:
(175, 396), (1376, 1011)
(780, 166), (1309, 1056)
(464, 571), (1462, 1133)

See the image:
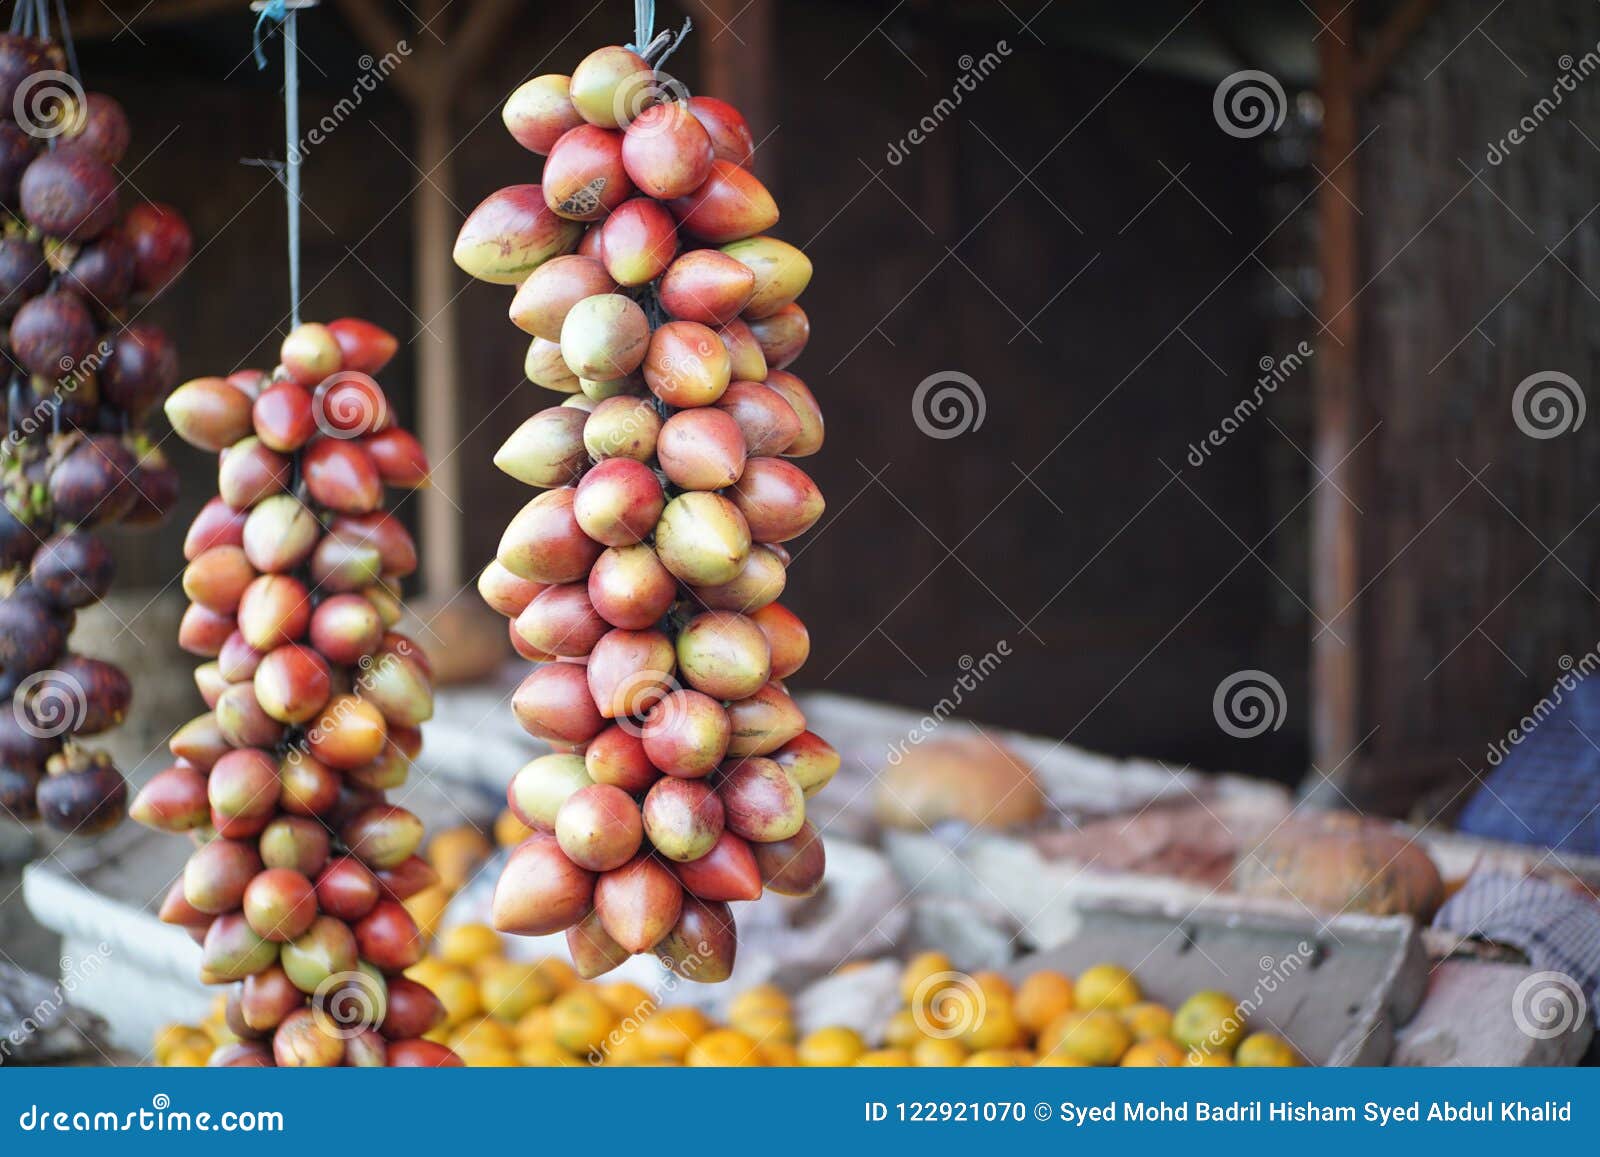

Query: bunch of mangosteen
(0, 29), (192, 834)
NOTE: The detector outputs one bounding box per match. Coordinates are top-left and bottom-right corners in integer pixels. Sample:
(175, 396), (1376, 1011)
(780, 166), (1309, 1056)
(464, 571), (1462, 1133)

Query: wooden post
(412, 88), (460, 605)
(699, 0), (778, 191)
(1310, 0), (1361, 776)
(337, 0), (520, 604)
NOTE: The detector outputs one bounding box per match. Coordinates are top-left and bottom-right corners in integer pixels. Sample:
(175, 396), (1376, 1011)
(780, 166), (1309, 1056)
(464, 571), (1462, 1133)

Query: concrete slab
(1394, 959), (1594, 1066)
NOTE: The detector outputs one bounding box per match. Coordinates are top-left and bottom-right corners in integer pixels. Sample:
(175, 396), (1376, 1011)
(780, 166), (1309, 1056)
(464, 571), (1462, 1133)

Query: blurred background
(3, 0), (1599, 1070)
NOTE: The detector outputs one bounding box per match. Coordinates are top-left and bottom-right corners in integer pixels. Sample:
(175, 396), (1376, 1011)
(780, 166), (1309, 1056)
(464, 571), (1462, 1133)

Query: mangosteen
(61, 93), (129, 167)
(0, 488), (45, 569)
(0, 34), (64, 113)
(30, 530), (114, 608)
(0, 765), (40, 823)
(0, 121), (38, 207)
(47, 434), (137, 526)
(100, 323), (176, 415)
(0, 235), (48, 320)
(123, 445), (180, 527)
(121, 202), (192, 295)
(20, 654), (130, 736)
(0, 584), (67, 669)
(62, 233), (136, 311)
(20, 150), (120, 242)
(0, 706), (61, 775)
(37, 749), (127, 835)
(9, 289), (95, 379)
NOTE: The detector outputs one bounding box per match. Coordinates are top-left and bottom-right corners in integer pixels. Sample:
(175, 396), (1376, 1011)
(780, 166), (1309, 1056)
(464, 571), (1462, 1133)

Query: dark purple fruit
(0, 34), (62, 113)
(123, 445), (180, 527)
(0, 765), (40, 822)
(64, 93), (130, 167)
(0, 585), (67, 670)
(0, 122), (36, 207)
(100, 324), (177, 416)
(0, 710), (60, 777)
(20, 151), (120, 242)
(36, 751), (127, 835)
(62, 234), (136, 311)
(30, 531), (115, 608)
(0, 491), (45, 570)
(19, 655), (131, 736)
(121, 203), (191, 296)
(10, 290), (96, 379)
(48, 434), (137, 526)
(0, 235), (47, 320)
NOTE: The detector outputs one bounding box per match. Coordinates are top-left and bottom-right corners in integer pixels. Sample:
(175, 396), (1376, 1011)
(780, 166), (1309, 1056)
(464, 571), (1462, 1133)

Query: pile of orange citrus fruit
(153, 819), (1302, 1067)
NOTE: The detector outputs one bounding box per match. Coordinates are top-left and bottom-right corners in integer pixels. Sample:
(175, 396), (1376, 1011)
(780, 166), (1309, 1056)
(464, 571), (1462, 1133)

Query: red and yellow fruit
(458, 37), (830, 983)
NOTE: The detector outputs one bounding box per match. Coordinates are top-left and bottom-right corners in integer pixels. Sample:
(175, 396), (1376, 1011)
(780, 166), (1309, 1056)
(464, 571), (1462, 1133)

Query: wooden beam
(699, 0), (778, 191)
(335, 0), (431, 104)
(1308, 0), (1362, 779)
(438, 0), (522, 90)
(338, 0), (525, 603)
(1357, 0), (1437, 94)
(65, 0), (241, 38)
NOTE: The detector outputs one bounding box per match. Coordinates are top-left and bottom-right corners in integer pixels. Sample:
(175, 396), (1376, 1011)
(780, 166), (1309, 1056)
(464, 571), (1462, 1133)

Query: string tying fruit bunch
(130, 319), (459, 1067)
(0, 15), (193, 835)
(456, 25), (839, 983)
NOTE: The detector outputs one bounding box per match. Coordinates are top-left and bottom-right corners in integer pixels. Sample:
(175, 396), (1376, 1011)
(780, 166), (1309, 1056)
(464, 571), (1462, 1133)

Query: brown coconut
(1232, 812), (1445, 920)
(873, 731), (1046, 831)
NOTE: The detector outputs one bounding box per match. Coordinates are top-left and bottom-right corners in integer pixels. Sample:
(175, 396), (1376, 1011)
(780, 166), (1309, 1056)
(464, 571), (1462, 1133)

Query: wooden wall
(1349, 0), (1600, 815)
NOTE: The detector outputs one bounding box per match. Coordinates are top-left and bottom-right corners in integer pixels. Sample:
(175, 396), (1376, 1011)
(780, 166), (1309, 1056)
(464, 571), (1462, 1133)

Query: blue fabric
(1457, 675), (1600, 855)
